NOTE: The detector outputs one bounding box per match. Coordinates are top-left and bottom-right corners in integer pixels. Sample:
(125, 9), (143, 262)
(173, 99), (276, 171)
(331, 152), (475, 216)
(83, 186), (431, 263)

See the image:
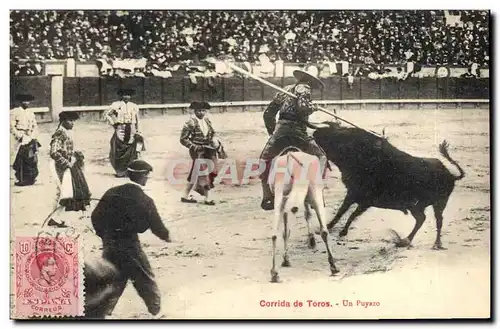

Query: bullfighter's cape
(109, 131), (145, 177)
(12, 139), (41, 185)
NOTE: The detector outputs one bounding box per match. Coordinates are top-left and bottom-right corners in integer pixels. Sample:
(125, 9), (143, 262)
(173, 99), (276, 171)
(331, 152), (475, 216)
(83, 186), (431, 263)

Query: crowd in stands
(10, 10), (489, 76)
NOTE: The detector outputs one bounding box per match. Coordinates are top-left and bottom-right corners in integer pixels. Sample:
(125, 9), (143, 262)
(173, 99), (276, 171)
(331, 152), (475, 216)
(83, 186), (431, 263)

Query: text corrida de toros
(260, 300), (332, 307)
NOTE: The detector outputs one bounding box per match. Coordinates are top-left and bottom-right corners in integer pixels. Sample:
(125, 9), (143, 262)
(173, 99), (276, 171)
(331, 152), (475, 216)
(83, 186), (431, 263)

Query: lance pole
(221, 60), (383, 138)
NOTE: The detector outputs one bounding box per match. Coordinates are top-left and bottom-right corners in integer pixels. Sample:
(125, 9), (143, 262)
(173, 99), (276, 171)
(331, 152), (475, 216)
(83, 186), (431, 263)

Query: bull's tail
(439, 140), (465, 181)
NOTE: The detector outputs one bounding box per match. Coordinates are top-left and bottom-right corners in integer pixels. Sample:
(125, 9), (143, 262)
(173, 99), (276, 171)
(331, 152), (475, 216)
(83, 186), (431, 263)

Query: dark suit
(91, 183), (170, 317)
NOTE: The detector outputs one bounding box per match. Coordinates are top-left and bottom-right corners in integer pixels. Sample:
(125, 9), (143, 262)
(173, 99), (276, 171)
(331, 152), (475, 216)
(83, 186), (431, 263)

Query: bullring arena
(11, 105), (490, 319)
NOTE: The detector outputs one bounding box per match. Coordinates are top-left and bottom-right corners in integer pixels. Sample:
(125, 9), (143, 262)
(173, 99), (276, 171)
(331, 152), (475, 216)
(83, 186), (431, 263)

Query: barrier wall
(11, 76), (490, 110)
(10, 76), (52, 108)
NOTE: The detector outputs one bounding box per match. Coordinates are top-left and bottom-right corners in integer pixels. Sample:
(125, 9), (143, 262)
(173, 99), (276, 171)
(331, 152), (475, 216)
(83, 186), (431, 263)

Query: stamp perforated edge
(11, 231), (86, 319)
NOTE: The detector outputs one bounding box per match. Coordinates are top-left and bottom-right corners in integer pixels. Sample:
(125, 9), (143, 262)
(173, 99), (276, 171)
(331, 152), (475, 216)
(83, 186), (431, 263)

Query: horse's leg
(282, 212), (291, 267)
(304, 202), (316, 249)
(270, 185), (283, 283)
(309, 185), (339, 276)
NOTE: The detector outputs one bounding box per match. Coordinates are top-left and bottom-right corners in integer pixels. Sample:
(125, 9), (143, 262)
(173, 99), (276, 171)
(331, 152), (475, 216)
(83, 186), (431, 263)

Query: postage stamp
(9, 9), (491, 320)
(14, 236), (84, 318)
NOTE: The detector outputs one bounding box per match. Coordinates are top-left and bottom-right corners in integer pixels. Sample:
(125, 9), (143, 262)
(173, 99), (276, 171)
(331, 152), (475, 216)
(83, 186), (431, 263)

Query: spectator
(10, 10), (489, 72)
(461, 67), (475, 78)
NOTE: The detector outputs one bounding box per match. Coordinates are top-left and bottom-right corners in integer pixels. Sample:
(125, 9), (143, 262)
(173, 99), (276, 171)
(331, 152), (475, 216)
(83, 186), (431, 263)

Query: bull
(313, 122), (465, 249)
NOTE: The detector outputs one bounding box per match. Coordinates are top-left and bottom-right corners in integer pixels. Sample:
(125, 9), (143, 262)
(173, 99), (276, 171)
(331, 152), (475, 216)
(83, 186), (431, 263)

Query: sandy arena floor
(10, 107), (490, 319)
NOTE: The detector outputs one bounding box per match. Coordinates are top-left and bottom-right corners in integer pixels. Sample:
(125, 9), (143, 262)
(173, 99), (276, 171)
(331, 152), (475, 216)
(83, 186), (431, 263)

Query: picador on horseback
(259, 69), (329, 211)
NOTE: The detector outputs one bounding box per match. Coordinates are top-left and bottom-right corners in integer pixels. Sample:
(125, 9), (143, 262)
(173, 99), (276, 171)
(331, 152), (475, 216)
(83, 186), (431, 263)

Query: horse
(268, 147), (339, 283)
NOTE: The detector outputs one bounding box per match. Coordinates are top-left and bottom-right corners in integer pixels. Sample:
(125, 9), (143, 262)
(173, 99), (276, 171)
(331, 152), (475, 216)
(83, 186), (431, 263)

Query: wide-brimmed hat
(15, 94), (35, 102)
(189, 101), (201, 110)
(293, 69), (325, 89)
(189, 101), (211, 110)
(199, 101), (211, 110)
(59, 111), (80, 121)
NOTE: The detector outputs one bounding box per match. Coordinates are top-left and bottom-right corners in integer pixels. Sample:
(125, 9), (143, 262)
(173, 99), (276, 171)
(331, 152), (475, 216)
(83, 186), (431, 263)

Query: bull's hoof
(338, 229), (348, 238)
(281, 259), (291, 267)
(432, 244), (447, 250)
(395, 238), (411, 248)
(308, 235), (317, 249)
(330, 266), (340, 276)
(261, 200), (274, 211)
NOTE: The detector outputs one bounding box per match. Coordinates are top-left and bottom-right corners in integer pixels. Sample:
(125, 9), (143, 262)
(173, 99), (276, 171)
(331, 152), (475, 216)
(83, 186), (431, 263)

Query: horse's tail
(284, 152), (309, 215)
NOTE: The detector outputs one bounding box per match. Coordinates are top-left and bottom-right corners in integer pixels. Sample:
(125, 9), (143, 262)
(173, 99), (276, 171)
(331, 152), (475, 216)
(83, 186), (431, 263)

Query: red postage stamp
(14, 236), (84, 318)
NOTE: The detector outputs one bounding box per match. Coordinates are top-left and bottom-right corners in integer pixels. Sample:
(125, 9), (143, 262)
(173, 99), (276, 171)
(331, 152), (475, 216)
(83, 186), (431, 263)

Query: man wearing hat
(91, 159), (171, 318)
(11, 94), (40, 186)
(104, 88), (144, 177)
(180, 101), (225, 205)
(259, 69), (328, 210)
(47, 110), (90, 228)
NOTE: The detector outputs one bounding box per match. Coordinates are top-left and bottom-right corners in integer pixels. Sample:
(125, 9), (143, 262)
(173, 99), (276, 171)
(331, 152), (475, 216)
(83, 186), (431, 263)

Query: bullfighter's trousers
(99, 239), (161, 316)
(259, 120), (327, 181)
